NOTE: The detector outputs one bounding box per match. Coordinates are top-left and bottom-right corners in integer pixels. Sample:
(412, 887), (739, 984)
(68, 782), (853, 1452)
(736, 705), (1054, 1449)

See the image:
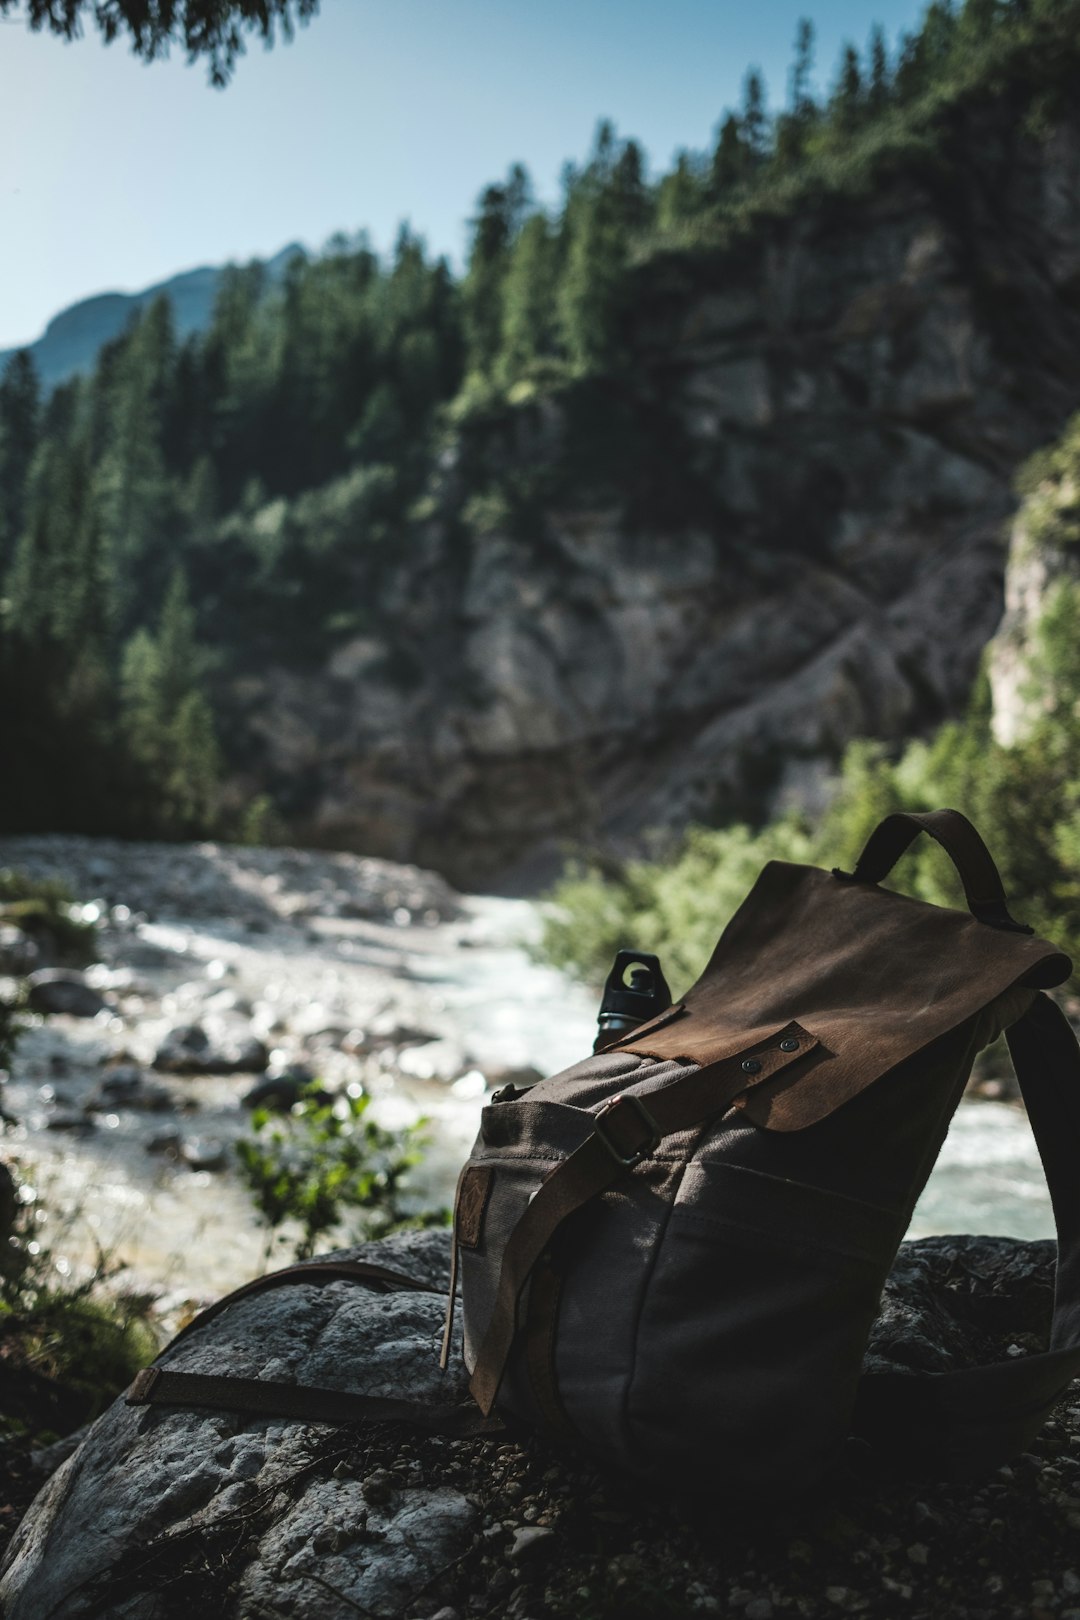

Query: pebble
(508, 1526), (554, 1563)
(180, 1136), (228, 1172)
(361, 1469), (394, 1506)
(26, 969), (108, 1019)
(46, 1110), (96, 1134)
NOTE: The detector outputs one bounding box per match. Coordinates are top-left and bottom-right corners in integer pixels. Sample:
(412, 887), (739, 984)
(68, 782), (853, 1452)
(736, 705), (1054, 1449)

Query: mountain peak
(1, 243), (308, 392)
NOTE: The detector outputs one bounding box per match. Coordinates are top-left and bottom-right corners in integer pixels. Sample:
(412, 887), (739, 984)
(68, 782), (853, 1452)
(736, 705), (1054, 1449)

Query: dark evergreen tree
(831, 44), (864, 132)
(710, 113), (747, 198)
(867, 25), (891, 114)
(789, 18), (816, 119)
(0, 0), (320, 86)
(0, 350), (40, 566)
(500, 214), (557, 381)
(740, 69), (770, 163)
(463, 181), (517, 379)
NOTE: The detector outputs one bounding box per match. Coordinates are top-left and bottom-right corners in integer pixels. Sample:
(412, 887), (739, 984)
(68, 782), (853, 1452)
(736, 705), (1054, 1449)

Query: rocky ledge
(2, 1228), (1078, 1620)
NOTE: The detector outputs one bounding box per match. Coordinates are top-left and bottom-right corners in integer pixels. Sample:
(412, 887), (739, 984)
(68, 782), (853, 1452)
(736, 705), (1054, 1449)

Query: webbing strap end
(126, 1367), (161, 1406)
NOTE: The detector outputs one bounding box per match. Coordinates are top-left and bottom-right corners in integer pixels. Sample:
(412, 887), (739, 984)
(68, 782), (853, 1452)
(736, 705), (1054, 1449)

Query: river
(0, 837), (1056, 1312)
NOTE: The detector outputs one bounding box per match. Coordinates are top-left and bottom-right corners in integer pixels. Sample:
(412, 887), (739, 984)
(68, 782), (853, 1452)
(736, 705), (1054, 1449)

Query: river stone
(153, 1020), (269, 1075)
(25, 969), (108, 1019)
(241, 1064), (328, 1112)
(86, 1070), (174, 1113)
(0, 1232), (1066, 1619)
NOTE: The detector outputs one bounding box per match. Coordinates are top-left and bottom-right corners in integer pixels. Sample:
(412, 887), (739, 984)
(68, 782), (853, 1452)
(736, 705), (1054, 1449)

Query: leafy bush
(235, 1083), (440, 1262)
(0, 1168), (158, 1441)
(0, 868), (97, 966)
(539, 820), (814, 993)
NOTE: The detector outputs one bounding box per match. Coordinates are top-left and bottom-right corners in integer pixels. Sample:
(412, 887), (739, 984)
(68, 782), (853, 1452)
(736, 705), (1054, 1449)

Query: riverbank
(0, 833), (1056, 1313)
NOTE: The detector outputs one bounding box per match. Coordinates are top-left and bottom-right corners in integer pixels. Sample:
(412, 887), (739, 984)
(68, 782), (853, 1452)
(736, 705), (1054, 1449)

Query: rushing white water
(1, 859), (1056, 1310)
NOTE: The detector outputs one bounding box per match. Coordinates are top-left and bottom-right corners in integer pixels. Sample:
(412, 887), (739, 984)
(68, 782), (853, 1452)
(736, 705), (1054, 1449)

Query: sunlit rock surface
(227, 118), (1080, 884)
(2, 1230), (1076, 1620)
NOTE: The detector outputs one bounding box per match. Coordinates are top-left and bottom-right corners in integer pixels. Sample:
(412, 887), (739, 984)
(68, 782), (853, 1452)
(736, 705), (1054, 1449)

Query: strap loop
(836, 808), (1033, 934)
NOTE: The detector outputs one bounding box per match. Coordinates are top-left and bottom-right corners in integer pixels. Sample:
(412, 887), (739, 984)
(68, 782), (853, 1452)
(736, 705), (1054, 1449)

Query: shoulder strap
(836, 808), (1033, 934)
(125, 1255), (503, 1437)
(854, 992), (1080, 1476)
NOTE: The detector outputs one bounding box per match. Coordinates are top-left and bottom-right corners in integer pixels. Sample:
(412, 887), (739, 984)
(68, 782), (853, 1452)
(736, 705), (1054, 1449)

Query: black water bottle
(593, 949), (672, 1053)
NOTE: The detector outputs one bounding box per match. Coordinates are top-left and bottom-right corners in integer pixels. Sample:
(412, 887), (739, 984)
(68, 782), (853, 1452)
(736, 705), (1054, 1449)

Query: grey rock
(46, 1109), (96, 1134)
(0, 924), (39, 976)
(508, 1525), (555, 1563)
(0, 1231), (1066, 1620)
(180, 1135), (228, 1172)
(153, 1020), (269, 1075)
(864, 1235), (1056, 1378)
(241, 1064), (327, 1112)
(85, 1069), (174, 1113)
(0, 1229), (463, 1619)
(30, 1424), (92, 1478)
(145, 1127), (183, 1158)
(25, 969), (108, 1019)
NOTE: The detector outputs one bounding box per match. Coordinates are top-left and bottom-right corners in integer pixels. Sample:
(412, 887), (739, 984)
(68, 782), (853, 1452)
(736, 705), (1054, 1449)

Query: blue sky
(1, 0), (929, 349)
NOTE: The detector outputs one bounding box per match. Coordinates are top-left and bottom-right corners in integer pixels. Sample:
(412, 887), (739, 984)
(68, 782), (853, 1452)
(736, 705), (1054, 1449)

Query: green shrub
(236, 1082), (440, 1262)
(0, 868), (97, 965)
(539, 819), (814, 993)
(0, 1170), (158, 1440)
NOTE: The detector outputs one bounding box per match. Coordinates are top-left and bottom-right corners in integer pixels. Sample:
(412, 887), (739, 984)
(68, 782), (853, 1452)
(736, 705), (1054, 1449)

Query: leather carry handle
(836, 808), (1032, 934)
(854, 992), (1080, 1477)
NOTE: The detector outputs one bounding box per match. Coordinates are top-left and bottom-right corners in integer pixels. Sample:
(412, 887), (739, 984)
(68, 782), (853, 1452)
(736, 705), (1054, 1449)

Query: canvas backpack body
(450, 809), (1080, 1493)
(128, 809), (1080, 1496)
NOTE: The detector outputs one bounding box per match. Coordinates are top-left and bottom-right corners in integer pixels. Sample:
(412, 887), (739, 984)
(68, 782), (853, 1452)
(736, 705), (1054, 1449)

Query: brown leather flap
(610, 861), (1070, 1132)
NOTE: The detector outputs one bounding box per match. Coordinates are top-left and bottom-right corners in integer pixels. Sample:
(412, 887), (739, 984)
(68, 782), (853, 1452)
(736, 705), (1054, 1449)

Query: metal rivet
(741, 1057), (762, 1075)
(779, 1038), (800, 1053)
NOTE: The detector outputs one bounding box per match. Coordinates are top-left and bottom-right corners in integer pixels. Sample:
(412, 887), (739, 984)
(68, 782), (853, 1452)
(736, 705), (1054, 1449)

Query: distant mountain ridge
(1, 243), (307, 393)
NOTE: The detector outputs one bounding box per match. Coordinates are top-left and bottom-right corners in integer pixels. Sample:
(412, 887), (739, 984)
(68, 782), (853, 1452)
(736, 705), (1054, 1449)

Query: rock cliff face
(987, 454), (1080, 746)
(239, 116), (1080, 886)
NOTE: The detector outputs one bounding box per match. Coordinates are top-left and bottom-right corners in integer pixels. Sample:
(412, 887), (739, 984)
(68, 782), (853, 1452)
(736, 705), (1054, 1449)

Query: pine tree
(740, 69), (770, 163)
(94, 297), (176, 617)
(0, 350), (40, 566)
(789, 18), (816, 119)
(463, 181), (516, 378)
(831, 44), (864, 132)
(868, 25), (891, 115)
(776, 20), (817, 167)
(657, 153), (704, 232)
(119, 627), (164, 771)
(499, 214), (556, 382)
(118, 569), (224, 834)
(612, 140), (650, 236)
(156, 567), (203, 721)
(959, 0), (1000, 42)
(166, 691), (223, 833)
(710, 113), (747, 199)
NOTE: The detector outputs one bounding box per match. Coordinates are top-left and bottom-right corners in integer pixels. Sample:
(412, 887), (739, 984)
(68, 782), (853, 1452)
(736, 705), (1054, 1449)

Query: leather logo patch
(456, 1165), (495, 1250)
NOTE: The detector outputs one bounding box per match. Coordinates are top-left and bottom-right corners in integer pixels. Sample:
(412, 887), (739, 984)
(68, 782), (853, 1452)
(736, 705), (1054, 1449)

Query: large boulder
(3, 1232), (1079, 1620)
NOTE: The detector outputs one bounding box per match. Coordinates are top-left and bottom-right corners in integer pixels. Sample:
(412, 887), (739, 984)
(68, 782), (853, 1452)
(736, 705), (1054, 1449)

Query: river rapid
(0, 836), (1056, 1313)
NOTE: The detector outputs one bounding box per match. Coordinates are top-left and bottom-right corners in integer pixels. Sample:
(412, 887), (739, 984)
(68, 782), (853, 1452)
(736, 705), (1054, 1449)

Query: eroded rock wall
(238, 116), (1080, 885)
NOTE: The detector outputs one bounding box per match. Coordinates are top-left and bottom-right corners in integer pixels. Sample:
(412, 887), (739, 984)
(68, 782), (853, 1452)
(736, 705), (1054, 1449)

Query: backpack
(127, 808), (1080, 1494)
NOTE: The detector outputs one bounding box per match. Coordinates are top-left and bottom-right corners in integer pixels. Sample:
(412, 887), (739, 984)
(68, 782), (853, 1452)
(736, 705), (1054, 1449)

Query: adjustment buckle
(594, 1093), (662, 1169)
